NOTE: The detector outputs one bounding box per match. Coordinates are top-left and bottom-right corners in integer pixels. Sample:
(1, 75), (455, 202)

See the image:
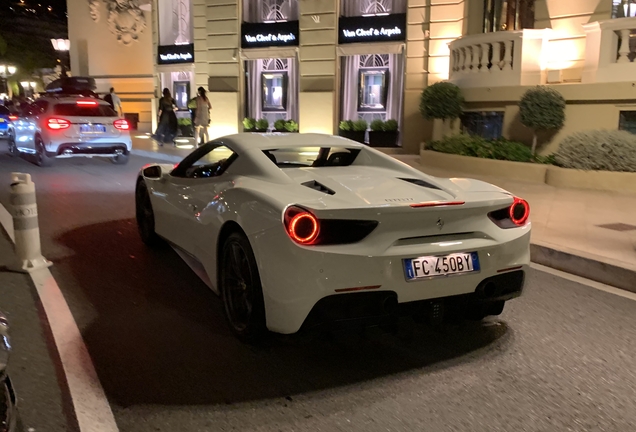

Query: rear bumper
(49, 142), (130, 157)
(255, 226), (531, 334)
(301, 270), (525, 331)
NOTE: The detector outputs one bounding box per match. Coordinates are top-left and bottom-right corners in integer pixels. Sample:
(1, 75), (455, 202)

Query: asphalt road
(0, 144), (635, 432)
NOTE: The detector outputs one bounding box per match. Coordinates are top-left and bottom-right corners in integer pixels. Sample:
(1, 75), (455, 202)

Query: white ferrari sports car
(136, 133), (531, 341)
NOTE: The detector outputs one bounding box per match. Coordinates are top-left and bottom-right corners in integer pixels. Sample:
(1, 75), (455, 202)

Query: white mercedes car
(9, 96), (132, 166)
(136, 133), (530, 341)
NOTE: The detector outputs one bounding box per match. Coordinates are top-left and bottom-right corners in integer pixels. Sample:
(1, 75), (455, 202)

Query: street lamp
(51, 39), (70, 78)
(0, 64), (17, 101)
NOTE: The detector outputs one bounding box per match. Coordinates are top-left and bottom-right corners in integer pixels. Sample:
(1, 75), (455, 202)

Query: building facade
(67, 0), (636, 153)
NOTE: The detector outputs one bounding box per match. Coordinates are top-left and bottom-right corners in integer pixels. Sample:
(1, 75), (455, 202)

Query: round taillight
(509, 197), (529, 226)
(285, 206), (320, 244)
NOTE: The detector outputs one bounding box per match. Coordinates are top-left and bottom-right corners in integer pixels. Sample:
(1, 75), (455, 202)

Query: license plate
(404, 252), (480, 281)
(80, 124), (106, 133)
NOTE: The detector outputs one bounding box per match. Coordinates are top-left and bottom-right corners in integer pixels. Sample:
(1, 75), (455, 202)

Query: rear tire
(111, 153), (129, 165)
(220, 232), (266, 343)
(35, 137), (52, 167)
(7, 133), (17, 157)
(135, 179), (165, 248)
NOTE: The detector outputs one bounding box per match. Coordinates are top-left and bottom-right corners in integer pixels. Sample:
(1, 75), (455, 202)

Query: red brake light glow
(114, 119), (130, 130)
(510, 197), (530, 226)
(8, 115), (18, 121)
(410, 201), (465, 208)
(76, 100), (98, 106)
(47, 118), (70, 130)
(285, 206), (320, 245)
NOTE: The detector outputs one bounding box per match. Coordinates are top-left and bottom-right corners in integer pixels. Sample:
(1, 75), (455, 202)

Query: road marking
(0, 203), (120, 432)
(531, 263), (636, 302)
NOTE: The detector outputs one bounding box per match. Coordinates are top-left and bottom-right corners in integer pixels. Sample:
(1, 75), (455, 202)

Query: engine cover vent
(302, 180), (335, 195)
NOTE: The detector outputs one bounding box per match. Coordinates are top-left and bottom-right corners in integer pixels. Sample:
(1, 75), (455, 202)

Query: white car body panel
(141, 134), (531, 334)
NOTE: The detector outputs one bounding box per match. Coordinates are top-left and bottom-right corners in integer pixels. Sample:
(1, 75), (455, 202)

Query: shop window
(619, 111), (636, 134)
(173, 81), (190, 110)
(461, 112), (504, 140)
(483, 0), (534, 33)
(341, 0), (406, 17)
(261, 72), (288, 111)
(358, 69), (388, 111)
(613, 0), (636, 18)
(244, 0), (298, 23)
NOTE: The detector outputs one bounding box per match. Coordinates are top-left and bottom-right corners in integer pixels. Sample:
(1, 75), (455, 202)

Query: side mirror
(142, 165), (162, 179)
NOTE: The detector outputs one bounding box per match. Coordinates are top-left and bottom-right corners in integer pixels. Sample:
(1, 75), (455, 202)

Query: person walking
(156, 88), (178, 146)
(104, 87), (122, 116)
(194, 86), (212, 146)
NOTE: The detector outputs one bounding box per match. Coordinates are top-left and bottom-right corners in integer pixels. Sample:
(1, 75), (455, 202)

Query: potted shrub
(369, 119), (399, 147)
(338, 120), (354, 139)
(243, 117), (256, 132)
(350, 119), (368, 143)
(284, 120), (299, 133)
(274, 119), (287, 132)
(177, 117), (194, 137)
(255, 118), (269, 132)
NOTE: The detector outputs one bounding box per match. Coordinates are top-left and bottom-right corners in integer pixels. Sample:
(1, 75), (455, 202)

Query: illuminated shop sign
(241, 20), (300, 48)
(338, 13), (407, 44)
(158, 44), (195, 65)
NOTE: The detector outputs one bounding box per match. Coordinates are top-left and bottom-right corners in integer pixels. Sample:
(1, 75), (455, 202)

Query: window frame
(460, 110), (505, 140)
(171, 142), (239, 179)
(261, 71), (289, 112)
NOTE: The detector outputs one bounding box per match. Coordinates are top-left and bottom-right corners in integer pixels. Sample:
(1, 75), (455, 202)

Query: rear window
(0, 106), (10, 115)
(53, 103), (117, 117)
(263, 147), (361, 168)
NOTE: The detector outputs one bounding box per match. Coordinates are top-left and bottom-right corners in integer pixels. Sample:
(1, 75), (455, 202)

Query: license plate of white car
(80, 124), (106, 133)
(404, 252), (480, 281)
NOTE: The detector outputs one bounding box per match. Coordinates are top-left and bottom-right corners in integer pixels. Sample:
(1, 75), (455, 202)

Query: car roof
(216, 133), (366, 153)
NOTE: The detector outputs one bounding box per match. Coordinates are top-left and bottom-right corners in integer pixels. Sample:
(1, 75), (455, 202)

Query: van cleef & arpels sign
(241, 21), (300, 48)
(338, 13), (407, 44)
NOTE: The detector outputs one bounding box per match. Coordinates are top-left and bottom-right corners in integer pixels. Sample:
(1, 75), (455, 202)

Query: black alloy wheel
(220, 232), (266, 342)
(35, 136), (52, 167)
(135, 179), (164, 247)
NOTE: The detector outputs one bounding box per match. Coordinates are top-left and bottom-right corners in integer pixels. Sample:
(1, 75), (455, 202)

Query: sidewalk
(131, 136), (636, 292)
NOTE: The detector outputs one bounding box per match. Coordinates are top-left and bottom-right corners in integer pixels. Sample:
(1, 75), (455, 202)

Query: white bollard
(8, 173), (52, 273)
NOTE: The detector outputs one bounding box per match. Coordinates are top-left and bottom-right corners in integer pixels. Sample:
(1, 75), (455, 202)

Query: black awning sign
(339, 14), (407, 44)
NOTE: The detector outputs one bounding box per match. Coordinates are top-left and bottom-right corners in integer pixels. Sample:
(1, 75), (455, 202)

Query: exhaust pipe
(477, 281), (497, 298)
(63, 149), (73, 156)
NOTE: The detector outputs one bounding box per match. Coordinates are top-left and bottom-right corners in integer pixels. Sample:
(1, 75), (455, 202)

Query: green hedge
(427, 134), (554, 164)
(556, 130), (636, 172)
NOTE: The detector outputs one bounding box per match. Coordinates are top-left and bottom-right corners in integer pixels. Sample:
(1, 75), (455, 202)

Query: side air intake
(302, 180), (335, 195)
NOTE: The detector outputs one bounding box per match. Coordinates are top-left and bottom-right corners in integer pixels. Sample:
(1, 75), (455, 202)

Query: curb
(130, 149), (183, 163)
(530, 242), (636, 294)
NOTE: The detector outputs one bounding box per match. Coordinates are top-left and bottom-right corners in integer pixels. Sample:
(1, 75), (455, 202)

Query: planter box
(338, 130), (366, 143)
(369, 131), (399, 147)
(420, 150), (636, 194)
(546, 166), (636, 194)
(420, 150), (548, 184)
(179, 124), (194, 137)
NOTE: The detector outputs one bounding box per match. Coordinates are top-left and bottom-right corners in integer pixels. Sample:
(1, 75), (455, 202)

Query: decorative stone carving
(88, 0), (148, 46)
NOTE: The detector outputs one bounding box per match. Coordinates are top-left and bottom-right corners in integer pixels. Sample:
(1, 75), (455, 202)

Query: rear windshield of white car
(263, 147), (361, 168)
(53, 104), (117, 117)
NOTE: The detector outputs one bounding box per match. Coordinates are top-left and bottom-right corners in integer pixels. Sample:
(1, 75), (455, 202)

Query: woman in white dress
(194, 86), (212, 146)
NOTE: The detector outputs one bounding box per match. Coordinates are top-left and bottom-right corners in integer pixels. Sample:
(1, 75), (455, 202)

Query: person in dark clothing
(155, 88), (178, 145)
